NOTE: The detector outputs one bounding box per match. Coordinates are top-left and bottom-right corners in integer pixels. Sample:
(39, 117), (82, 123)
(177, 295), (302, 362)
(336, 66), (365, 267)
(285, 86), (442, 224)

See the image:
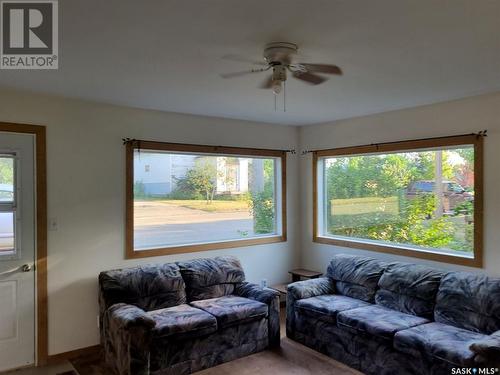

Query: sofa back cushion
(375, 262), (444, 318)
(177, 256), (245, 301)
(99, 263), (186, 311)
(435, 272), (500, 334)
(326, 254), (387, 303)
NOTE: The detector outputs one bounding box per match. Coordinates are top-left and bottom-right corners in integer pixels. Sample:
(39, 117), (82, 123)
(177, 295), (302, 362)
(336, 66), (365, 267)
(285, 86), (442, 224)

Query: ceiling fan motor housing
(264, 42), (298, 65)
(272, 65), (287, 82)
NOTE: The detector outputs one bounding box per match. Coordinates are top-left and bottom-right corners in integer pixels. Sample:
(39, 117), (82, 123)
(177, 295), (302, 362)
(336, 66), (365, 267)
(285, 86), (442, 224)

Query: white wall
(2, 87), (500, 356)
(299, 92), (500, 277)
(0, 89), (301, 355)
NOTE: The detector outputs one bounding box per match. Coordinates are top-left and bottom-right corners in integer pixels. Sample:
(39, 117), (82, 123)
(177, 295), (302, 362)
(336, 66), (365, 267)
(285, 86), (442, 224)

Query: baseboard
(47, 344), (101, 365)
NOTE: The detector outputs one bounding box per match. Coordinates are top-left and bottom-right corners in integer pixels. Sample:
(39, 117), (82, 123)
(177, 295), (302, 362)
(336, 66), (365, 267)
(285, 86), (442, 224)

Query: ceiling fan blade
(221, 54), (268, 66)
(292, 71), (328, 85)
(298, 63), (343, 75)
(220, 67), (269, 79)
(260, 75), (273, 89)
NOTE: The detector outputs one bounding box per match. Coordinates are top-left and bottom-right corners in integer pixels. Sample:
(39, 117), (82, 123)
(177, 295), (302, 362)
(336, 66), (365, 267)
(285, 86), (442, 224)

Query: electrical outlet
(261, 279), (268, 288)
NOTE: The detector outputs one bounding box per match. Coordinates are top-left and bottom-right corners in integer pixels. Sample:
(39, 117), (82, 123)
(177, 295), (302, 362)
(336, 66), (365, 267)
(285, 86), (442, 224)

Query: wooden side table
(269, 283), (288, 306)
(288, 268), (323, 282)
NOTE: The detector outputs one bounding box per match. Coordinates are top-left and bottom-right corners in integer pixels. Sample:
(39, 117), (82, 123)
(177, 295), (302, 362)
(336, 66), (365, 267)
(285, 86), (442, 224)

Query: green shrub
(328, 195), (462, 251)
(134, 181), (146, 199)
(167, 189), (203, 200)
(453, 200), (474, 216)
(248, 191), (275, 234)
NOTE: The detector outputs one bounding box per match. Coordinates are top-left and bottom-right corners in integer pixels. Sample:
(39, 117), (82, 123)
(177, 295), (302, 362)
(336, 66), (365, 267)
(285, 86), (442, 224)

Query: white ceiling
(1, 0), (499, 125)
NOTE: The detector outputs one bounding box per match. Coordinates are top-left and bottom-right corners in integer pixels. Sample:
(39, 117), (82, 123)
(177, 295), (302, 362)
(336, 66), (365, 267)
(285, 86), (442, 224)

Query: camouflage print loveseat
(99, 256), (280, 375)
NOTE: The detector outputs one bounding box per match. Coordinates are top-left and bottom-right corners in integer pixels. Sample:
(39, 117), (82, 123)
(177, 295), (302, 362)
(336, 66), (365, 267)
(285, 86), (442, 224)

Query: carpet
(70, 337), (360, 375)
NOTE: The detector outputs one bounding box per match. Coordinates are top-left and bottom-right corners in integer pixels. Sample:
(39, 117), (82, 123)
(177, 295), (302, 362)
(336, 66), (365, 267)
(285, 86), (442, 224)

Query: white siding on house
(238, 159), (249, 193)
(216, 157), (251, 194)
(134, 153), (196, 195)
(134, 152), (172, 195)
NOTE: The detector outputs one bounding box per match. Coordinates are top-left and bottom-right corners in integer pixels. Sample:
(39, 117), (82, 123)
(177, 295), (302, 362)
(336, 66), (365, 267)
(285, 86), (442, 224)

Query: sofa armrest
(104, 303), (155, 375)
(235, 282), (279, 304)
(287, 277), (334, 301)
(286, 277), (334, 339)
(470, 330), (500, 365)
(108, 303), (156, 331)
(235, 282), (280, 348)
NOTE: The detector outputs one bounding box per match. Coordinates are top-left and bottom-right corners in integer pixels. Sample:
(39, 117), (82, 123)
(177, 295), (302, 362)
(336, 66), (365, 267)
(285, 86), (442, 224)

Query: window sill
(126, 234), (287, 259)
(313, 235), (481, 268)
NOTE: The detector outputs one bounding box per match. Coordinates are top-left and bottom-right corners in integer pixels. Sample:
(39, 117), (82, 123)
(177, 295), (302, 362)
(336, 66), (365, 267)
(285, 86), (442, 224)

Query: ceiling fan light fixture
(271, 80), (282, 95)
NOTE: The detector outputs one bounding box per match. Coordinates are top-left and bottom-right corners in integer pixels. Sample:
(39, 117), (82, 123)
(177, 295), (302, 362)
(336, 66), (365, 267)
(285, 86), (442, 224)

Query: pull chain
(283, 81), (286, 112)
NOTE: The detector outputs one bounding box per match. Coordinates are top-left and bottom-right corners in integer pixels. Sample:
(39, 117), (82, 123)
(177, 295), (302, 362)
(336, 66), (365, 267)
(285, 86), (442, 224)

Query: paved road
(134, 201), (254, 249)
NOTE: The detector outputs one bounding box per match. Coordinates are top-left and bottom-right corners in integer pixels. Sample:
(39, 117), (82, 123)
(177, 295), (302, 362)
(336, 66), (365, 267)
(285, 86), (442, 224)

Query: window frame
(126, 140), (287, 259)
(312, 134), (484, 268)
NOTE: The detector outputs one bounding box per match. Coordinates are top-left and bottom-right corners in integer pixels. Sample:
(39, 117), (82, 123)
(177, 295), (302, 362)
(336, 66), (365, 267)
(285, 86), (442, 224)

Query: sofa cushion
(177, 256), (246, 301)
(327, 254), (387, 302)
(337, 305), (429, 340)
(394, 322), (487, 366)
(99, 263), (186, 311)
(295, 294), (370, 324)
(190, 295), (267, 328)
(148, 304), (217, 340)
(375, 262), (444, 319)
(435, 272), (500, 334)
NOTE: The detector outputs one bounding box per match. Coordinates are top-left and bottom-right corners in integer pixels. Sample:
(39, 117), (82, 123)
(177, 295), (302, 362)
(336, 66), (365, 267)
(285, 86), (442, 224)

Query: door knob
(21, 264), (32, 272)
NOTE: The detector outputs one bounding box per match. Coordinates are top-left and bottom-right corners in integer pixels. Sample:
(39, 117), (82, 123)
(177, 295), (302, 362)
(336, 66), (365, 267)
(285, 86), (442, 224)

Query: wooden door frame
(0, 122), (48, 365)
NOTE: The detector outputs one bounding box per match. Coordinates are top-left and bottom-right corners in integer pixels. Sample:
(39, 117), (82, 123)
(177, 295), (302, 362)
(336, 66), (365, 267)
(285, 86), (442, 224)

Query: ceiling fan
(221, 42), (343, 95)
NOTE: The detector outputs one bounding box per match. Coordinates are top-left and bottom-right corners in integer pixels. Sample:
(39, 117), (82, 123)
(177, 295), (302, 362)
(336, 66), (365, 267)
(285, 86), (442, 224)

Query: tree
(324, 150), (472, 252)
(325, 153), (436, 200)
(453, 148), (474, 189)
(0, 158), (13, 184)
(175, 158), (217, 203)
(248, 159), (276, 234)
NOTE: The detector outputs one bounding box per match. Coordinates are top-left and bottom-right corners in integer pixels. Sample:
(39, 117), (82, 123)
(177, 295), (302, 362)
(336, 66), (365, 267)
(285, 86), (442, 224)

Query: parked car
(0, 184), (14, 251)
(405, 180), (473, 212)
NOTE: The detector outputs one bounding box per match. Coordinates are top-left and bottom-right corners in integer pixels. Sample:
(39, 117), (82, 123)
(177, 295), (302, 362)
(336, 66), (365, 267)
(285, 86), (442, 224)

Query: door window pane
(0, 156), (16, 255)
(0, 156), (14, 203)
(0, 212), (14, 253)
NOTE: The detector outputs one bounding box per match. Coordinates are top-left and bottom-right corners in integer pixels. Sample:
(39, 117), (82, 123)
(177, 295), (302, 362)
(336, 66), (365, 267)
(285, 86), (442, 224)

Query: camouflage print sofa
(99, 256), (280, 375)
(287, 254), (500, 375)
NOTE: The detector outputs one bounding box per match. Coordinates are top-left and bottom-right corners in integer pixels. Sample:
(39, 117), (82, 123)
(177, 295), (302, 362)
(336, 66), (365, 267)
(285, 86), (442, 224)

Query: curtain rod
(121, 138), (296, 154)
(300, 130), (487, 155)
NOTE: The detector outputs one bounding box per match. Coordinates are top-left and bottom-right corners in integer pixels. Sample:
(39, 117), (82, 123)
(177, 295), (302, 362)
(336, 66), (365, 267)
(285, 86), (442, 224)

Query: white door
(0, 132), (35, 371)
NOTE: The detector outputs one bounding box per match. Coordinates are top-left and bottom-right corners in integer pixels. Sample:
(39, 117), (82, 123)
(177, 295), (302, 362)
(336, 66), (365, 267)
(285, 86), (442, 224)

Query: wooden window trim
(312, 134), (484, 268)
(125, 141), (287, 259)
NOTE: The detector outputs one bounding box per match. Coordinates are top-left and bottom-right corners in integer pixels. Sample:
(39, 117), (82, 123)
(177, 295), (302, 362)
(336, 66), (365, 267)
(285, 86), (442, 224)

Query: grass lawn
(331, 196), (399, 215)
(160, 199), (249, 213)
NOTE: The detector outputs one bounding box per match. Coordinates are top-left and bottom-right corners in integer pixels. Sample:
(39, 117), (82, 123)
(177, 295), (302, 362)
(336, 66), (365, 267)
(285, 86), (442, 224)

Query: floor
(1, 362), (75, 375)
(2, 309), (361, 375)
